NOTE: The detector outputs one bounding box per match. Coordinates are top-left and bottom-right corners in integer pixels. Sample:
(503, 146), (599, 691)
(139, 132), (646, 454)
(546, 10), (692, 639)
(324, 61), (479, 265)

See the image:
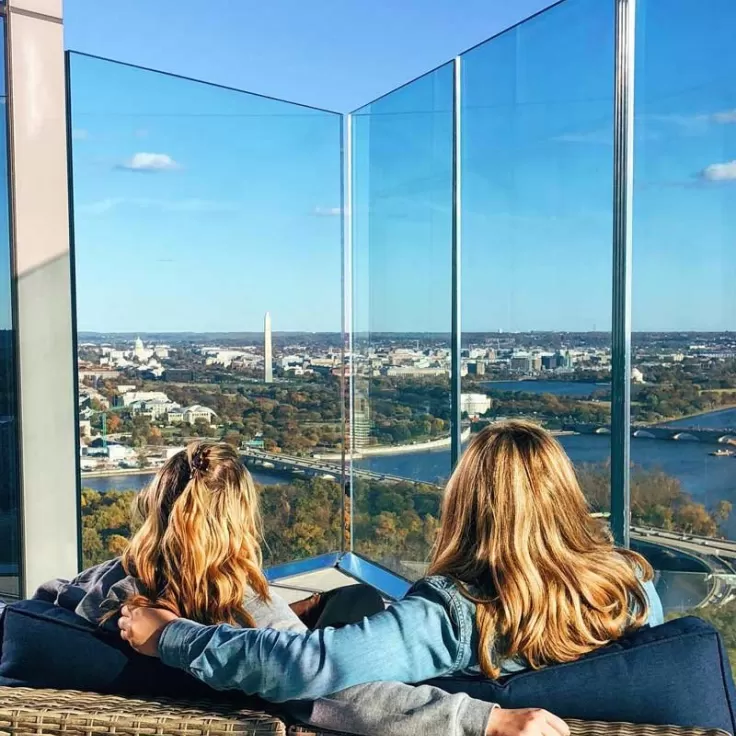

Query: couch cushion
(426, 616), (736, 734)
(0, 599), (220, 698)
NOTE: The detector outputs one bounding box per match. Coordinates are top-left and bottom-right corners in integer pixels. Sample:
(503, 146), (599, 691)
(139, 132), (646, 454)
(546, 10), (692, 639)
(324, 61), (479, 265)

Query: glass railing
(350, 62), (454, 574)
(60, 0), (736, 677)
(67, 52), (344, 569)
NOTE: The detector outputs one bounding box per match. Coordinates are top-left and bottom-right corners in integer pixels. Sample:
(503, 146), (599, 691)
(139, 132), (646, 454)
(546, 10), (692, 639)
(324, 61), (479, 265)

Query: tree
(147, 426), (164, 446)
(223, 430), (242, 448)
(106, 534), (129, 557)
(106, 413), (122, 434)
(716, 500), (733, 524)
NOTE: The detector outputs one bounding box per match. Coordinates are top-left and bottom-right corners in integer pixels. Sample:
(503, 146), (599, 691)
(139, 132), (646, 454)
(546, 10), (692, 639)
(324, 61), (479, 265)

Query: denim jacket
(159, 574), (664, 703)
(35, 560), (495, 736)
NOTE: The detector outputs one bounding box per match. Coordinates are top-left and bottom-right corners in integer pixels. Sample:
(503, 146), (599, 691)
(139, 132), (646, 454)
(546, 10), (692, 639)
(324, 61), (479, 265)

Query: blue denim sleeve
(158, 583), (467, 703)
(643, 578), (664, 626)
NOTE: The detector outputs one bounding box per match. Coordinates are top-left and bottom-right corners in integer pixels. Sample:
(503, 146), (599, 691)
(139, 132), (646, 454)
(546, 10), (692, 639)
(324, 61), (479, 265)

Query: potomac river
(84, 382), (736, 538)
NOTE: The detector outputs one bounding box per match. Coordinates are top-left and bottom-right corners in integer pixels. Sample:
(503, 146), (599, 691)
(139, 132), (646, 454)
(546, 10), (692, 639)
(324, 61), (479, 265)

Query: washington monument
(264, 312), (273, 383)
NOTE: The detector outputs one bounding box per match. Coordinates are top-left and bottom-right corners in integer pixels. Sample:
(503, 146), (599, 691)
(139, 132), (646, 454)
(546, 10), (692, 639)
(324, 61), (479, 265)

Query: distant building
(467, 361), (486, 376)
(632, 367), (645, 384)
(164, 369), (196, 383)
(86, 438), (135, 462)
(133, 337), (153, 363)
(167, 408), (185, 424)
(510, 353), (533, 373)
(183, 405), (217, 425)
(264, 312), (273, 384)
(461, 393), (492, 417)
(119, 390), (169, 408)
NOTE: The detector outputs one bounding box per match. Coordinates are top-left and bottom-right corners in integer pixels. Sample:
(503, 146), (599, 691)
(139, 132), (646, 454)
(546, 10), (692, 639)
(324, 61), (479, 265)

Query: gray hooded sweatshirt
(34, 558), (495, 736)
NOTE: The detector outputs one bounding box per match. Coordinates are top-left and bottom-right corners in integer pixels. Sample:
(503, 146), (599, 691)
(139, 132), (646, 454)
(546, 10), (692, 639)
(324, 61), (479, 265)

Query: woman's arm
(288, 682), (495, 736)
(642, 579), (664, 626)
(157, 583), (468, 702)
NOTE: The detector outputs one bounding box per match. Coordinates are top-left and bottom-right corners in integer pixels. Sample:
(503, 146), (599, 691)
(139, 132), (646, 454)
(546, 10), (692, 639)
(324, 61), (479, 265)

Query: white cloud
(313, 206), (343, 216)
(700, 160), (736, 182)
(72, 129), (89, 141)
(713, 109), (736, 124)
(78, 197), (239, 215)
(119, 152), (180, 172)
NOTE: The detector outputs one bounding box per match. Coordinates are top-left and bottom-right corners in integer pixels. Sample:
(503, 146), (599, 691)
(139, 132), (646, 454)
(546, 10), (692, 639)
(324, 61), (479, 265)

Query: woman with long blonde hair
(121, 423), (662, 734)
(36, 441), (541, 736)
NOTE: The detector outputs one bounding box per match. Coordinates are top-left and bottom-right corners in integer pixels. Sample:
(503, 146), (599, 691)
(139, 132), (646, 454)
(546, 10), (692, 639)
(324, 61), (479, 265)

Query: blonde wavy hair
(428, 420), (652, 679)
(119, 441), (269, 627)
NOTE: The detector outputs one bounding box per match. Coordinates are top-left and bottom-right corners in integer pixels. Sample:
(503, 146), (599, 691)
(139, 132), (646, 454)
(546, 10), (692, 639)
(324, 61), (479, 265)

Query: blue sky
(64, 0), (735, 333)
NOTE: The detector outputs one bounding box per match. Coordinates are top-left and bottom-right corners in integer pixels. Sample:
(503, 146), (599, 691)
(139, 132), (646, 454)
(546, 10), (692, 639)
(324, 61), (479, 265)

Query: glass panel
(461, 0), (615, 519)
(350, 63), (454, 576)
(632, 0), (736, 671)
(0, 16), (22, 600)
(68, 53), (343, 569)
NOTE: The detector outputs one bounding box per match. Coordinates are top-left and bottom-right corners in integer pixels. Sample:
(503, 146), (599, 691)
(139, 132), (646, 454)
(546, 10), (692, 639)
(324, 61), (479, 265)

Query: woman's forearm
(288, 682), (495, 736)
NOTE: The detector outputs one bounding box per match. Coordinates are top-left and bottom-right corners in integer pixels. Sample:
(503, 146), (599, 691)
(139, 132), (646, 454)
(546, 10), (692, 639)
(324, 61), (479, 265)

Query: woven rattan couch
(0, 686), (730, 736)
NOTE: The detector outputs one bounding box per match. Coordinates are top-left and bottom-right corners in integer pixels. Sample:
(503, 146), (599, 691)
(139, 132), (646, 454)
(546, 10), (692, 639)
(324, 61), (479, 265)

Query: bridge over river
(241, 448), (412, 484)
(564, 423), (736, 445)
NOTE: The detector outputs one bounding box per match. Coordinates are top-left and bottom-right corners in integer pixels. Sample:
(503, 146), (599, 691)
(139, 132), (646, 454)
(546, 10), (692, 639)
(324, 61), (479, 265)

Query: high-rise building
(264, 312), (273, 384)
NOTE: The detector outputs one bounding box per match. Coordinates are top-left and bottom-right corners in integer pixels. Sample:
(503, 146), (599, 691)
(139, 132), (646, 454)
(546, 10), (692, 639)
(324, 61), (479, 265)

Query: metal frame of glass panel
(450, 56), (462, 468)
(610, 0), (636, 547)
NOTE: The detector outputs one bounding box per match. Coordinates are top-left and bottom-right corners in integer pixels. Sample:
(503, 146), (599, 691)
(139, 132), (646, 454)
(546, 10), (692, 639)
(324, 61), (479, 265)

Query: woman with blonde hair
(36, 441), (548, 736)
(121, 423), (663, 733)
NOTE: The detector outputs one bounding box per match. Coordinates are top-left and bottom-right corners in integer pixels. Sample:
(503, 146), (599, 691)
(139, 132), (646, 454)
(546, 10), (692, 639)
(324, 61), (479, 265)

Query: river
(83, 381), (736, 537)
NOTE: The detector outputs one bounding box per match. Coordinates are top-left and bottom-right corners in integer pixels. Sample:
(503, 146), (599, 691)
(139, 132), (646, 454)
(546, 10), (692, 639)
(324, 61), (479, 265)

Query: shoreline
(82, 467), (155, 479)
(316, 428), (473, 461)
(651, 403), (736, 428)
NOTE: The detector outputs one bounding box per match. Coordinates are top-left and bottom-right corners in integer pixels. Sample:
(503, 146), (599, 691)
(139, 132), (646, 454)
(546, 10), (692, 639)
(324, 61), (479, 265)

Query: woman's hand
(486, 708), (569, 736)
(118, 604), (179, 657)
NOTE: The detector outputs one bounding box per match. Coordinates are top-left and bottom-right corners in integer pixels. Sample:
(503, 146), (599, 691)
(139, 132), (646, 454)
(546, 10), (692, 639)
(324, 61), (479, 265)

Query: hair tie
(191, 447), (209, 475)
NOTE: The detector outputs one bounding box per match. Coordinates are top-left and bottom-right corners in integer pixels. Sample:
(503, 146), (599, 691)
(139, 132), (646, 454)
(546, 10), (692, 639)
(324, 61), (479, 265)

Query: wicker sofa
(0, 686), (730, 736)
